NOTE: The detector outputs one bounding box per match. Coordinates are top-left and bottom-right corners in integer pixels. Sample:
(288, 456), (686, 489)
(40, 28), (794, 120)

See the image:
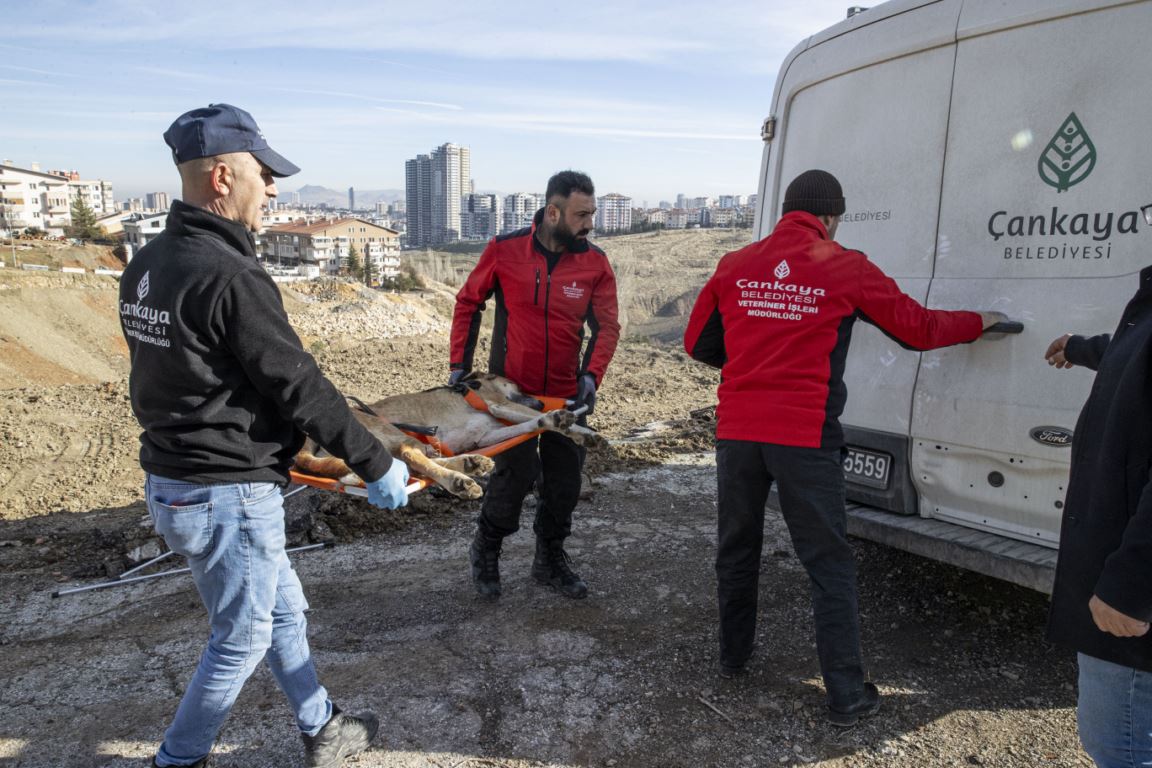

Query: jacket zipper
(542, 270), (552, 394)
(534, 268), (540, 305)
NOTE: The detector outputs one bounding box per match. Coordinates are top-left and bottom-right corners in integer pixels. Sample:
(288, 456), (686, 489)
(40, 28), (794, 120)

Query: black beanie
(782, 169), (846, 216)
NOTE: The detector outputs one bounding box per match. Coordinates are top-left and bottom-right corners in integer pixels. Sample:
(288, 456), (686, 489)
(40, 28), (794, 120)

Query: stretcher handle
(983, 320), (1024, 335)
(339, 480), (427, 498)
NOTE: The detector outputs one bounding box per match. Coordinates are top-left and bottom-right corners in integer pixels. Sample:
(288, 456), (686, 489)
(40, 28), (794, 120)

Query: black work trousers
(477, 430), (585, 542)
(716, 439), (865, 708)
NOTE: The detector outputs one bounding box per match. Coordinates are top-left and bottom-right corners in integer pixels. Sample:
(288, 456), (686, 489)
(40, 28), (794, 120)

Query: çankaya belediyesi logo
(988, 111), (1143, 259)
(120, 270), (172, 347)
(774, 260), (791, 279)
(1038, 112), (1096, 193)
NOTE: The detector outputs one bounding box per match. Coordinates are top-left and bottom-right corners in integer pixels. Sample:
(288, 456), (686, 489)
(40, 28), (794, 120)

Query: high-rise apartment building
(461, 193), (503, 240)
(595, 193), (632, 233)
(502, 192), (545, 234)
(145, 192), (170, 211)
(404, 143), (471, 247)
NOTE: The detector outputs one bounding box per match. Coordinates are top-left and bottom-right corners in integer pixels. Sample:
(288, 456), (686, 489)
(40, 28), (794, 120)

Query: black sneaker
(302, 704), (379, 768)
(470, 533), (502, 600)
(718, 661), (747, 679)
(531, 538), (588, 599)
(152, 758), (208, 767)
(827, 682), (881, 727)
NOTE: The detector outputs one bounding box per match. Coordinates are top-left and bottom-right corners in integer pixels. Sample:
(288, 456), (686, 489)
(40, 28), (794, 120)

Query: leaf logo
(1038, 112), (1096, 193)
(136, 271), (150, 301)
(774, 260), (791, 279)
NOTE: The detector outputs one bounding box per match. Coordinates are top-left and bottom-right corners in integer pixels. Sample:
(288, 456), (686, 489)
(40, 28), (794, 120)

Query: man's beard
(555, 220), (589, 250)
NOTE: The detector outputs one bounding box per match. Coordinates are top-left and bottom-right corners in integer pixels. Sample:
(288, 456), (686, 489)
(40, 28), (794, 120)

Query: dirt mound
(3, 240), (123, 271)
(0, 271), (129, 388)
(282, 279), (449, 345)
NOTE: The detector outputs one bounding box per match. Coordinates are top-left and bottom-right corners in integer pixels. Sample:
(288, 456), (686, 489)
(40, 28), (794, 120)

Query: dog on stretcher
(294, 372), (604, 499)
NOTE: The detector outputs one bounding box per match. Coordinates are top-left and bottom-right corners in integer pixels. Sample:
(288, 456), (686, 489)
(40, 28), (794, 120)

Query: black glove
(448, 369), (465, 386)
(573, 373), (597, 415)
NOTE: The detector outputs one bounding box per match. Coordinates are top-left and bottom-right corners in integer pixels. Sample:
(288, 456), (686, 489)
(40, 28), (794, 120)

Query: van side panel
(912, 0), (1152, 545)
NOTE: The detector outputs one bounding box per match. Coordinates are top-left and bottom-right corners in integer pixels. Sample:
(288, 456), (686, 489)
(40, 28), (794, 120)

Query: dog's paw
(541, 410), (576, 429)
(462, 455), (495, 476)
(447, 475), (484, 499)
(572, 431), (607, 449)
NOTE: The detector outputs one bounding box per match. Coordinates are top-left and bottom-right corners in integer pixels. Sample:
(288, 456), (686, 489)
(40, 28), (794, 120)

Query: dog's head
(461, 371), (545, 411)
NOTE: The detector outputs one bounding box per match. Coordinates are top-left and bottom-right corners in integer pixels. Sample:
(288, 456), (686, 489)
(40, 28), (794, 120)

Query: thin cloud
(277, 88), (463, 110)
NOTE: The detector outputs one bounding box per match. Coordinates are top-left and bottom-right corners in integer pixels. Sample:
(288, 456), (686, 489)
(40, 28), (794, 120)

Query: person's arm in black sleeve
(1065, 333), (1111, 370)
(216, 268), (392, 483)
(684, 280), (726, 369)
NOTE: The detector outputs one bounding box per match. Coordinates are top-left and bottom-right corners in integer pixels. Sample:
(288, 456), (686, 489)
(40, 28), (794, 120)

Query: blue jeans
(1079, 653), (1152, 767)
(146, 475), (332, 767)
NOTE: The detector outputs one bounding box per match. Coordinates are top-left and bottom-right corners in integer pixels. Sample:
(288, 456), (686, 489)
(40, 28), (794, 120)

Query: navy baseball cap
(163, 103), (300, 177)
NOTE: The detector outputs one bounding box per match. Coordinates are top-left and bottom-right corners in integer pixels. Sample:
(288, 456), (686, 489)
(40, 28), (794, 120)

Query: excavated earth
(0, 232), (1088, 767)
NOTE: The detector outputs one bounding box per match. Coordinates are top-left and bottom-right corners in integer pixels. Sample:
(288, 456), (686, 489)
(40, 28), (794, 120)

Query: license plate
(843, 447), (891, 490)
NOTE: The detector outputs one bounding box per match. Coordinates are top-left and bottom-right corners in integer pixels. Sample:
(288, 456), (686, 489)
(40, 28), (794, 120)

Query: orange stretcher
(289, 394), (576, 498)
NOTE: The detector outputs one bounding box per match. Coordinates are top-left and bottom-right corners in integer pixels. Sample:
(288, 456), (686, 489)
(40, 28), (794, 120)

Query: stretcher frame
(288, 395), (580, 498)
(52, 397), (584, 598)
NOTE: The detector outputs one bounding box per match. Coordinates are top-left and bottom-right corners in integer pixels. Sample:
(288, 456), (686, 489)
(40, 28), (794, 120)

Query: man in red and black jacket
(684, 170), (1002, 726)
(450, 170), (620, 600)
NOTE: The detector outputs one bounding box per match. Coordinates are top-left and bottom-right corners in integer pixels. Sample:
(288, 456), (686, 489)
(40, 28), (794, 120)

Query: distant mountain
(290, 185), (405, 209)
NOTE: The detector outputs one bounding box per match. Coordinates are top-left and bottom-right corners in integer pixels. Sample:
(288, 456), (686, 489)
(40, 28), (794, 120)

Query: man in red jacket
(450, 170), (620, 600)
(684, 169), (1002, 726)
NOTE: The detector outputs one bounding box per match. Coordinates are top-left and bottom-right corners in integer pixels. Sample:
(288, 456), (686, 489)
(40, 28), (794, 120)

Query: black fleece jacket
(118, 200), (392, 485)
(1047, 265), (1152, 671)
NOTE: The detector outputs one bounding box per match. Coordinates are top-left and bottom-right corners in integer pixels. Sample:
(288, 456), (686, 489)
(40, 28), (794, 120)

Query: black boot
(301, 704), (379, 768)
(469, 530), (502, 599)
(531, 537), (588, 599)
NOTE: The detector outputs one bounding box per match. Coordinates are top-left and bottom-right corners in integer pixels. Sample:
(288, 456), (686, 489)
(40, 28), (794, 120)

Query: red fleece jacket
(684, 211), (983, 448)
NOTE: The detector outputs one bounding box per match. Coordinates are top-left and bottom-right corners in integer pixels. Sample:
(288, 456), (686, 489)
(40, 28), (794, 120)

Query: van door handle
(983, 321), (1024, 335)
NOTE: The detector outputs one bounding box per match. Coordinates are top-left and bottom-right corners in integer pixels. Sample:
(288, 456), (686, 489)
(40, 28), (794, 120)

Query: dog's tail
(294, 451), (352, 479)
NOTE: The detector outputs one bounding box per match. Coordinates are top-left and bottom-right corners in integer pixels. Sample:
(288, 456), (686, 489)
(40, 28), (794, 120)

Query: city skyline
(2, 1), (857, 204)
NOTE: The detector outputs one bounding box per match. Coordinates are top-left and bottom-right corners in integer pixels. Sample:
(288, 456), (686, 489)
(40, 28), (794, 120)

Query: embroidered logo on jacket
(774, 260), (791, 279)
(561, 281), (585, 300)
(120, 270), (172, 349)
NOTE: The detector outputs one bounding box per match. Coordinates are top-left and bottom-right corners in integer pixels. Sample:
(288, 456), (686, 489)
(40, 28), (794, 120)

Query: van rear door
(911, 0), (1152, 547)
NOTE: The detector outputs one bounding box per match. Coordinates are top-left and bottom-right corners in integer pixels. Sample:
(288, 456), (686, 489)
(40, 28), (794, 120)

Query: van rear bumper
(767, 492), (1057, 594)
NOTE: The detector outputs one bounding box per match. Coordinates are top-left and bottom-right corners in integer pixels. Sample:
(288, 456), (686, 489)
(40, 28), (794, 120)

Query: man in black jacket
(1045, 241), (1152, 766)
(120, 104), (409, 768)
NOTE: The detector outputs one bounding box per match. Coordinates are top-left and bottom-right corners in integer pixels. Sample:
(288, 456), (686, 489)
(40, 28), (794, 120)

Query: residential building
(666, 208), (691, 229)
(262, 217), (401, 281)
(502, 192), (545, 233)
(66, 177), (116, 216)
(0, 162), (72, 237)
(145, 192), (171, 211)
(461, 193), (502, 240)
(644, 208), (668, 226)
(404, 142), (471, 247)
(595, 193), (632, 233)
(122, 211), (169, 258)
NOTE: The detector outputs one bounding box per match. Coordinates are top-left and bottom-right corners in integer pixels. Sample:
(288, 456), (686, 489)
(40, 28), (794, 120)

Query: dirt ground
(0, 232), (1090, 767)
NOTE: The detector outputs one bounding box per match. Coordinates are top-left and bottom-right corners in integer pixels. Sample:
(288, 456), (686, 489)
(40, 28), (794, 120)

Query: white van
(756, 0), (1152, 592)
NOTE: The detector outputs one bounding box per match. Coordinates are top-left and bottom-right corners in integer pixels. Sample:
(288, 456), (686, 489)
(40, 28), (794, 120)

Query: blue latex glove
(366, 460), (409, 509)
(448, 369), (465, 386)
(573, 373), (597, 415)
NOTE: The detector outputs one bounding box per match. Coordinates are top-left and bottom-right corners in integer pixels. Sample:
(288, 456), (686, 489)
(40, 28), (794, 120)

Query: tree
(344, 244), (360, 277)
(66, 190), (106, 241)
(362, 253), (376, 287)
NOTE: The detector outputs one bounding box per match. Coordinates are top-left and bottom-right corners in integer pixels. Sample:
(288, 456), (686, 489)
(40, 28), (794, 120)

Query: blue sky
(2, 1), (854, 206)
